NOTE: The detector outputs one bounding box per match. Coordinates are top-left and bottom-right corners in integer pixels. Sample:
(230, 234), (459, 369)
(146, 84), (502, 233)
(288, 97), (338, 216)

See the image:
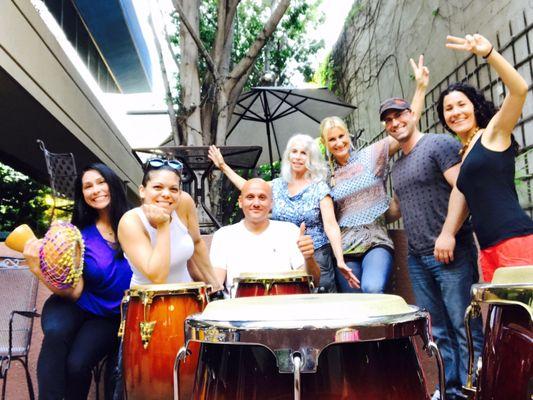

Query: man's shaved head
(241, 178), (272, 197)
(239, 178), (272, 224)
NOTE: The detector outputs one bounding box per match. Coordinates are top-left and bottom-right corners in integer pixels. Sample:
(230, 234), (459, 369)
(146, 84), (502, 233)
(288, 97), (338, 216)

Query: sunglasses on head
(143, 158), (183, 172)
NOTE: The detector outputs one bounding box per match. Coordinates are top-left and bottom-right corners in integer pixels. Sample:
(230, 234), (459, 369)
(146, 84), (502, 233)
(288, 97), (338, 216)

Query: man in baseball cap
(383, 70), (483, 399)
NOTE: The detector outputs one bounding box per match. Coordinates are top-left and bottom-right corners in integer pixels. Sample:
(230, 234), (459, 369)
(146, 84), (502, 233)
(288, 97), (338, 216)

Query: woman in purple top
(23, 163), (132, 400)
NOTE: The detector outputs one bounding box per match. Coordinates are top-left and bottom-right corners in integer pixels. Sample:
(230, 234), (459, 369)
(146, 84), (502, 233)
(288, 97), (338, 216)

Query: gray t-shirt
(391, 133), (473, 255)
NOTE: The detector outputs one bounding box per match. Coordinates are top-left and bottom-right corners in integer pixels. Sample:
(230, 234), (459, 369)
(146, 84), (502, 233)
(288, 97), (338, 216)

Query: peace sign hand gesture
(409, 54), (429, 89)
(446, 34), (493, 58)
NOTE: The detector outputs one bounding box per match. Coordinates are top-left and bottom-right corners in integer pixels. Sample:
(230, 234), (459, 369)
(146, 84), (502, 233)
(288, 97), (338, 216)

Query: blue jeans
(336, 246), (393, 293)
(38, 295), (120, 400)
(408, 243), (484, 399)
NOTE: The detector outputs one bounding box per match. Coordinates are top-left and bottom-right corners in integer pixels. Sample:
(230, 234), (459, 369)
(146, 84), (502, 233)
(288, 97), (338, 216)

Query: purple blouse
(76, 224), (132, 317)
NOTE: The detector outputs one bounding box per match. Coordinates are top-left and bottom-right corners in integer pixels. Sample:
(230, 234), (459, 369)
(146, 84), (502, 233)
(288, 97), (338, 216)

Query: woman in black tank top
(435, 33), (533, 282)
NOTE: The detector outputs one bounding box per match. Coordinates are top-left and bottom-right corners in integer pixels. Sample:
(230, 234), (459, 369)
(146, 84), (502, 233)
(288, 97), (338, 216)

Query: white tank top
(129, 207), (194, 287)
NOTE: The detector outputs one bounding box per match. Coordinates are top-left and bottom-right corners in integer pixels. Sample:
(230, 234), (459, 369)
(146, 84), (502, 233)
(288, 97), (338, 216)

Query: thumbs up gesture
(297, 223), (314, 260)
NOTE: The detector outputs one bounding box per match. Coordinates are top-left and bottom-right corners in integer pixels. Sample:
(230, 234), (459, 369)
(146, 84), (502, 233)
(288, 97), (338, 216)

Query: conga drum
(176, 294), (445, 399)
(233, 271), (313, 297)
(121, 282), (209, 400)
(464, 266), (533, 400)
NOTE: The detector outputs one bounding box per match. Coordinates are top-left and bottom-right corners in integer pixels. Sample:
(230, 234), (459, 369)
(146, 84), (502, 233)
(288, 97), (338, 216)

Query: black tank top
(457, 136), (533, 249)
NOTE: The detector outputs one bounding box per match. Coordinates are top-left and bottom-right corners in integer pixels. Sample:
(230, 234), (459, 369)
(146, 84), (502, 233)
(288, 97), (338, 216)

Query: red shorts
(479, 234), (533, 282)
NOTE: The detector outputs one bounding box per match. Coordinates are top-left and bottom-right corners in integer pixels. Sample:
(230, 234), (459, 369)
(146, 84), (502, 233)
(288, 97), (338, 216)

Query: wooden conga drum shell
(234, 271), (313, 297)
(186, 294), (436, 400)
(193, 339), (428, 400)
(466, 266), (533, 400)
(122, 283), (208, 400)
(477, 304), (533, 400)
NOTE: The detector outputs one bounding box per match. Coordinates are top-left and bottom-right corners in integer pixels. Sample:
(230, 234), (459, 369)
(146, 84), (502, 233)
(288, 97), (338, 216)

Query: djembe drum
(176, 294), (445, 400)
(463, 266), (533, 400)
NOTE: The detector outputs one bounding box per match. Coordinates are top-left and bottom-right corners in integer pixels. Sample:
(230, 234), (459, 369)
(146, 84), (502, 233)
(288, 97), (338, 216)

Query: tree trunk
(148, 13), (181, 144)
(178, 0), (203, 145)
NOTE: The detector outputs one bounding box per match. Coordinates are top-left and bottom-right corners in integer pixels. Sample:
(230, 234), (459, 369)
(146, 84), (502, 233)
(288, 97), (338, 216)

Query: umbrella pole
(266, 120), (275, 178)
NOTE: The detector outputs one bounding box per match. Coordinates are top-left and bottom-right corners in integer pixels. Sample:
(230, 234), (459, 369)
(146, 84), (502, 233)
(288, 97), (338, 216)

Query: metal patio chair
(0, 259), (40, 400)
(37, 139), (77, 220)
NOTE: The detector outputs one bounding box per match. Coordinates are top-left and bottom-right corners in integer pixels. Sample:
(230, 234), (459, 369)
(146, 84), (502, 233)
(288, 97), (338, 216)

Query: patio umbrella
(226, 86), (356, 172)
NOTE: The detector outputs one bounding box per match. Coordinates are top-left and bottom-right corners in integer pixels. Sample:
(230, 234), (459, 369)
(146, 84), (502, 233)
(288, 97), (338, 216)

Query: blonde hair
(318, 116), (350, 186)
(319, 116), (349, 148)
(280, 134), (327, 183)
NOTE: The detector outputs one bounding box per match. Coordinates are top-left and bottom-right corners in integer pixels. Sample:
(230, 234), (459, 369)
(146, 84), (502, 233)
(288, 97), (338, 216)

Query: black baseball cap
(379, 98), (411, 120)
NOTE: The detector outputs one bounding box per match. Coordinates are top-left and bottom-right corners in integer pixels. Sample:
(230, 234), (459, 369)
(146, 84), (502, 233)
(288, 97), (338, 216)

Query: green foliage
(172, 0), (325, 97)
(347, 1), (364, 24)
(313, 52), (336, 90)
(0, 163), (51, 237)
(257, 160), (280, 181)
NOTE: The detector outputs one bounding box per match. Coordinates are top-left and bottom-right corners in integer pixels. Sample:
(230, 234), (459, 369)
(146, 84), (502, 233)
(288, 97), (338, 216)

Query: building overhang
(73, 0), (152, 93)
(0, 0), (142, 199)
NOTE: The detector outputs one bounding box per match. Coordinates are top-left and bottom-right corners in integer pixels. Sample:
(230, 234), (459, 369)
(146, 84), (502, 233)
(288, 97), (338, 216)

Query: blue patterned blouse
(271, 177), (330, 249)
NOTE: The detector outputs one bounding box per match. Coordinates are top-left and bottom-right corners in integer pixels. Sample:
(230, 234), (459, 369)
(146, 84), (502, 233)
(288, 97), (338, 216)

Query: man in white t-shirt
(210, 178), (321, 293)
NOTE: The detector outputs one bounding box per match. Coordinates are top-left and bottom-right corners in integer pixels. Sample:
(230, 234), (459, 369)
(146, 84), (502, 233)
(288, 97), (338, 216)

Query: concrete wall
(331, 0), (533, 213)
(332, 0), (532, 141)
(0, 0), (142, 194)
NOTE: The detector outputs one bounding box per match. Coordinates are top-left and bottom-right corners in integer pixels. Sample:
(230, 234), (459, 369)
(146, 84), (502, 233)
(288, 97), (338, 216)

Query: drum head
(128, 281), (209, 297)
(492, 265), (533, 284)
(195, 293), (417, 328)
(235, 270), (312, 282)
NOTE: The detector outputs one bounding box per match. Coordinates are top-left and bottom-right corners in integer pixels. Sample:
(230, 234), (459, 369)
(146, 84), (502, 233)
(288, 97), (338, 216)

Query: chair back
(0, 261), (39, 358)
(37, 139), (77, 202)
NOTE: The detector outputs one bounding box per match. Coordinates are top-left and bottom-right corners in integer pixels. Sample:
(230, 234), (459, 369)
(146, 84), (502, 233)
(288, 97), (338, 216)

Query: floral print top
(271, 177), (330, 249)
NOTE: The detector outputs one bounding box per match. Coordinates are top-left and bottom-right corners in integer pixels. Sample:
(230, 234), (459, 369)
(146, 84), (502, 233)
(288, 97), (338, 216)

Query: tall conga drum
(176, 294), (445, 399)
(233, 271), (313, 297)
(121, 282), (209, 400)
(464, 266), (533, 400)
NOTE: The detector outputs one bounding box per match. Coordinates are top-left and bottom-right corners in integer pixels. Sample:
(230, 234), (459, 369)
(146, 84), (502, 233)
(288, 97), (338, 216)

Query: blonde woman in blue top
(209, 134), (359, 291)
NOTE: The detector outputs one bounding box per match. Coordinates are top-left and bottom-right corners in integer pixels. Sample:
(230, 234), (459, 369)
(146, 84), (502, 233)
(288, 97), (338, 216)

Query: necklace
(459, 127), (480, 156)
(96, 222), (115, 241)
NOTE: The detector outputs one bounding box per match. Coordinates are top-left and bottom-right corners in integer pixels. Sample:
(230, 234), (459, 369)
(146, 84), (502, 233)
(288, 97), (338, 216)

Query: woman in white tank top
(118, 158), (221, 289)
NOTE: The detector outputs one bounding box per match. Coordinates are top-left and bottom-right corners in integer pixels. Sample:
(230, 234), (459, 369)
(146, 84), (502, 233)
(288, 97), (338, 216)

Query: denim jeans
(38, 295), (121, 400)
(336, 246), (393, 293)
(408, 243), (484, 399)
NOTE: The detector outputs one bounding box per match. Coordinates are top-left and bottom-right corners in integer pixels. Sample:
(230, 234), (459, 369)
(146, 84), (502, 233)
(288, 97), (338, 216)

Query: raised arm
(446, 34), (528, 144)
(320, 196), (360, 288)
(118, 206), (172, 283)
(387, 55), (429, 156)
(208, 145), (247, 190)
(179, 192), (223, 291)
(434, 163), (470, 264)
(410, 54), (429, 120)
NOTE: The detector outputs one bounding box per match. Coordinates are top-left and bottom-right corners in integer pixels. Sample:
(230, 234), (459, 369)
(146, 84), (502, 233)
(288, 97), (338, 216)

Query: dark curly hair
(437, 82), (519, 154)
(71, 163), (130, 255)
(437, 82), (497, 133)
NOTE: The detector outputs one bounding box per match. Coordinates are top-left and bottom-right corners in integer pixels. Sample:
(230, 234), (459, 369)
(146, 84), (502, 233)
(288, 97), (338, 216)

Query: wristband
(483, 46), (493, 59)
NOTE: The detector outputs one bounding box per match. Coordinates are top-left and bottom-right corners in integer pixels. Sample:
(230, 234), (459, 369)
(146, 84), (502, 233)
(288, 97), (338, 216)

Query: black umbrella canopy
(226, 87), (356, 167)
